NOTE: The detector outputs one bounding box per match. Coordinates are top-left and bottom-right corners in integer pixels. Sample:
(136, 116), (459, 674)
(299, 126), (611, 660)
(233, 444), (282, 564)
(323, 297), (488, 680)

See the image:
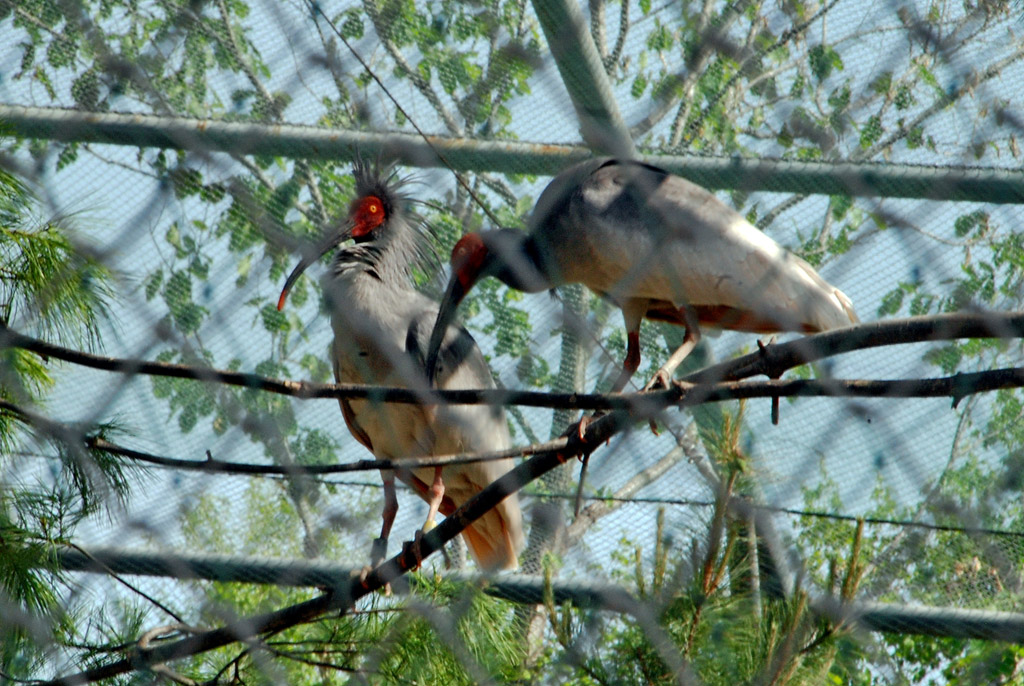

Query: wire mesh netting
(3, 0), (1024, 683)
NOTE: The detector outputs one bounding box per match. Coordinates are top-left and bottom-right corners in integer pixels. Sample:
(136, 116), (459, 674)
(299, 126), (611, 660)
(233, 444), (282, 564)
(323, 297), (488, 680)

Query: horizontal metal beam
(839, 600), (1024, 642)
(56, 547), (632, 608)
(57, 547), (1024, 641)
(0, 104), (589, 177)
(2, 105), (1022, 203)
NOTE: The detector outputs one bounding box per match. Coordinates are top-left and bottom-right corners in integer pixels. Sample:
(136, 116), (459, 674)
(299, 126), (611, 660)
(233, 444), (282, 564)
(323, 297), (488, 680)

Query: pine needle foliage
(0, 169), (122, 678)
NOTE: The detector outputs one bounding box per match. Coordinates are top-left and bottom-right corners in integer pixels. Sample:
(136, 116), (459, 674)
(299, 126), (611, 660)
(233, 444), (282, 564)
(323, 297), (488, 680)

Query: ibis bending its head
(278, 160), (523, 571)
(426, 158), (858, 391)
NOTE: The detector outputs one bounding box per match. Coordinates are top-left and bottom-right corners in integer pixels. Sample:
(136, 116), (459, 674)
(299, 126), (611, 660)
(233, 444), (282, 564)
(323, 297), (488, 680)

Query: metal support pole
(531, 0), (636, 157)
(2, 105), (1023, 202)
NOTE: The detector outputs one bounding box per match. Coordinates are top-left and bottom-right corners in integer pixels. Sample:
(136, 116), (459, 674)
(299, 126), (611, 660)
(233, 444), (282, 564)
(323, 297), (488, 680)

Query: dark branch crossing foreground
(49, 547), (1024, 642)
(5, 308), (1024, 683)
(41, 412), (624, 686)
(3, 311), (1024, 411)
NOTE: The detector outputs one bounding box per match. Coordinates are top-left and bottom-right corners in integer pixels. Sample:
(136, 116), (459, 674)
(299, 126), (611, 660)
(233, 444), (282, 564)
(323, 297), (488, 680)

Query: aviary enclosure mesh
(2, 0), (1024, 682)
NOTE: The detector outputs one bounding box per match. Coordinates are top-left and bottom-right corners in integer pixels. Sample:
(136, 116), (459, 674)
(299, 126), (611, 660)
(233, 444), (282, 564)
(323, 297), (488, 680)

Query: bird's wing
(405, 307), (524, 570)
(339, 397), (375, 452)
(566, 160), (858, 332)
(404, 308), (512, 452)
(332, 342), (375, 452)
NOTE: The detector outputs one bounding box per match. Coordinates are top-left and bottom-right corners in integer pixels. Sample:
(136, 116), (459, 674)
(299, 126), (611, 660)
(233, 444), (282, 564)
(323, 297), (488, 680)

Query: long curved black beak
(277, 222), (355, 311)
(425, 275), (468, 386)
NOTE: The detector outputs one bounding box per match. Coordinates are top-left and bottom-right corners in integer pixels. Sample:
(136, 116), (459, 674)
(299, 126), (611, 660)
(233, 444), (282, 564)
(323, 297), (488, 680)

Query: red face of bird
(450, 233), (491, 292)
(348, 195), (386, 239)
(276, 195), (387, 311)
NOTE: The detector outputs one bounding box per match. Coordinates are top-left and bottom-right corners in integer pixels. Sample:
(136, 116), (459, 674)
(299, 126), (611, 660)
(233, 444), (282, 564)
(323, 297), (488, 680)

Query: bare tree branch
(853, 42), (1024, 161)
(680, 0), (844, 148)
(605, 0), (631, 72)
(80, 431), (560, 475)
(40, 412), (631, 686)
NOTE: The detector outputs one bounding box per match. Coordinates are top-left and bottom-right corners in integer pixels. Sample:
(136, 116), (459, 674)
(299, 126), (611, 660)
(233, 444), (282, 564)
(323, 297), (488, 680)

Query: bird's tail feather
(461, 502), (524, 571)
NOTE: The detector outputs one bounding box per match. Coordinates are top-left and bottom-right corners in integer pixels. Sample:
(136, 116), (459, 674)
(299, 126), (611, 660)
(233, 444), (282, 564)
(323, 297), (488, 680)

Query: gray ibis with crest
(277, 160), (523, 571)
(426, 158), (858, 393)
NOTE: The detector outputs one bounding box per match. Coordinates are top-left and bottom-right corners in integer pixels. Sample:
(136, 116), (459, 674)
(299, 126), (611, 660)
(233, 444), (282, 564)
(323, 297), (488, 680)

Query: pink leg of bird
(424, 466), (444, 530)
(611, 330), (643, 393)
(568, 328), (645, 511)
(571, 327), (645, 443)
(644, 306), (702, 391)
(571, 330), (641, 442)
(408, 466), (445, 569)
(371, 474), (399, 567)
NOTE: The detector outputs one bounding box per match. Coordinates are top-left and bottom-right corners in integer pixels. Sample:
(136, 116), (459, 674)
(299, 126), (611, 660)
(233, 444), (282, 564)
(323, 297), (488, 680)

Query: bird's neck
(486, 230), (552, 293)
(332, 243), (386, 280)
(332, 224), (422, 287)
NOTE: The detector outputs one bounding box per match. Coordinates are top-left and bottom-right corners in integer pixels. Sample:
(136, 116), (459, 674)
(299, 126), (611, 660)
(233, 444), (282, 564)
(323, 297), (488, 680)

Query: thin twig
(681, 0), (844, 147)
(79, 432), (558, 475)
(67, 544), (186, 625)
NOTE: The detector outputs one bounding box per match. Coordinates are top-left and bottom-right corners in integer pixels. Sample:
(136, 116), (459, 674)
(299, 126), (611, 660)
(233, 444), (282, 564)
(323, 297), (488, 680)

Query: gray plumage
(528, 158), (858, 333)
(427, 158), (858, 392)
(281, 161), (523, 570)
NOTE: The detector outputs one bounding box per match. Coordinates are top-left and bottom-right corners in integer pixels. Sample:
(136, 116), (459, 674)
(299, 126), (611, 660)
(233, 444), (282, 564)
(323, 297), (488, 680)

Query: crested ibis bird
(277, 160), (524, 571)
(426, 158), (858, 393)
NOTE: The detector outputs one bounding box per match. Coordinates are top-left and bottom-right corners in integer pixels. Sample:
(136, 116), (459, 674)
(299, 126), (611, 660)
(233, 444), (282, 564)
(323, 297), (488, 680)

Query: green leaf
(827, 82), (850, 112)
(163, 270), (191, 310)
(165, 223), (181, 249)
(790, 73), (805, 97)
(199, 183), (226, 204)
(144, 270), (164, 301)
(895, 83), (915, 110)
(830, 195), (853, 221)
(71, 69), (100, 110)
(646, 21), (673, 52)
(438, 57), (458, 93)
(870, 71), (892, 94)
(859, 114), (883, 149)
(174, 302), (207, 335)
(809, 44), (843, 80)
(923, 345), (962, 374)
(342, 11), (364, 39)
(953, 210), (988, 238)
(878, 288), (905, 316)
(906, 125), (924, 149)
(55, 143), (79, 171)
(259, 303), (288, 333)
(45, 37), (76, 69)
(235, 254), (252, 288)
(631, 73), (648, 99)
(168, 166), (203, 199)
(188, 256), (209, 280)
(299, 353), (332, 383)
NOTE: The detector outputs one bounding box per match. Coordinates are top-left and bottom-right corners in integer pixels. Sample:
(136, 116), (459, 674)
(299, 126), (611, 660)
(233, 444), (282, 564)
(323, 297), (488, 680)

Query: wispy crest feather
(345, 155), (439, 280)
